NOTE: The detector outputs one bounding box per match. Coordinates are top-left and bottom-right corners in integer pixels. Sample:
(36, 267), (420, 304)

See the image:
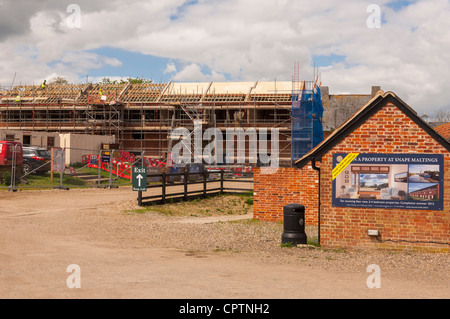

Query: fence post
(184, 170), (188, 201)
(60, 149), (64, 189)
(142, 151), (146, 179)
(162, 172), (166, 204)
(220, 170), (224, 194)
(108, 149), (118, 189)
(138, 191), (143, 207)
(57, 148), (69, 190)
(109, 149), (113, 188)
(50, 147), (54, 182)
(203, 170), (207, 198)
(9, 144), (17, 192)
(98, 150), (102, 188)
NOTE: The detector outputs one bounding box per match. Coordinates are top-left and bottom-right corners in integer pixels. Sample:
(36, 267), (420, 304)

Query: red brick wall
(299, 164), (320, 226)
(319, 103), (449, 252)
(253, 166), (319, 225)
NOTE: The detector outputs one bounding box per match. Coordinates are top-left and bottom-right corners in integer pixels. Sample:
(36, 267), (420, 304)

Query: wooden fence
(138, 170), (253, 206)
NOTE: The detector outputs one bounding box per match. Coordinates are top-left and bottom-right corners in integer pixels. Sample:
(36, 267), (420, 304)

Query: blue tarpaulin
(291, 84), (324, 162)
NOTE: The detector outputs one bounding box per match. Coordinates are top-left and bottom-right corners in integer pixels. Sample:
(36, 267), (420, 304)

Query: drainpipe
(311, 160), (321, 246)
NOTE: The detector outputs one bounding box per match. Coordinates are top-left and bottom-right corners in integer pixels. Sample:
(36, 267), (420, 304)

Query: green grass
(129, 193), (254, 217)
(280, 237), (320, 249)
(244, 197), (253, 205)
(2, 165), (131, 190)
(15, 172), (87, 188)
(307, 238), (320, 247)
(77, 167), (131, 185)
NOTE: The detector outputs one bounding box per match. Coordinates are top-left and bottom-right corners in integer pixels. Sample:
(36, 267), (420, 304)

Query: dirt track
(0, 187), (448, 299)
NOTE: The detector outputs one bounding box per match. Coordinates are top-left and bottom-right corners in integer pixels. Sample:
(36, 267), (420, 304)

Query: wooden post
(162, 172), (166, 204)
(203, 171), (207, 198)
(50, 147), (54, 182)
(108, 150), (113, 188)
(59, 149), (64, 189)
(220, 170), (224, 194)
(138, 191), (143, 207)
(184, 170), (188, 201)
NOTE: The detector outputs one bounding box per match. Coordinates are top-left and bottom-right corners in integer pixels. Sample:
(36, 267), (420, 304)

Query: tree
(100, 77), (118, 85)
(126, 77), (152, 84)
(49, 77), (69, 85)
(98, 77), (152, 85)
(435, 110), (450, 123)
(420, 114), (430, 123)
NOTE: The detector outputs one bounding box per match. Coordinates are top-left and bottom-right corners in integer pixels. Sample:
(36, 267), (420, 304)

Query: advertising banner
(332, 153), (444, 211)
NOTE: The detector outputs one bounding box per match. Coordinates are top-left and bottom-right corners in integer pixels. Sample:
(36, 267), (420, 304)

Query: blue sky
(386, 0), (417, 11)
(83, 1), (418, 81)
(312, 54), (347, 68)
(78, 1), (423, 84)
(409, 165), (440, 174)
(360, 174), (389, 187)
(87, 48), (172, 83)
(170, 0), (199, 21)
(84, 47), (234, 83)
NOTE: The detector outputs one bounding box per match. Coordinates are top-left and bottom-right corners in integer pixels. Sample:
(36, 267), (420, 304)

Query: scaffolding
(0, 81), (297, 164)
(291, 81), (324, 161)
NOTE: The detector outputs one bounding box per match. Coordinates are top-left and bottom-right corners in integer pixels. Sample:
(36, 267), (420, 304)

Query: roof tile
(434, 123), (450, 140)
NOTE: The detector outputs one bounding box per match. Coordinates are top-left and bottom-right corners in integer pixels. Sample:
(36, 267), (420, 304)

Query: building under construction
(0, 80), (380, 166)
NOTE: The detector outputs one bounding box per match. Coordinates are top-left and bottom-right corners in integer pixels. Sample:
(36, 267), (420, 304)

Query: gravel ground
(1, 188), (448, 298)
(63, 196), (449, 288)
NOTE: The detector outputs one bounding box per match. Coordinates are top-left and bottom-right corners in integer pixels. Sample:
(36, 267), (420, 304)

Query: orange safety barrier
(81, 152), (168, 180)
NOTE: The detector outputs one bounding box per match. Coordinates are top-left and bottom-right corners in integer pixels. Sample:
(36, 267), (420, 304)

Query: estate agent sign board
(332, 153), (444, 211)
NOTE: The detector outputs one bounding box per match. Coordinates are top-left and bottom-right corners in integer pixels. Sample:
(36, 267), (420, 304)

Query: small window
(23, 135), (31, 146)
(47, 137), (55, 148)
(132, 132), (145, 140)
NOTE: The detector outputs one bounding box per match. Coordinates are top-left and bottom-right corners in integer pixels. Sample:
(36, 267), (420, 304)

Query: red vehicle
(0, 141), (24, 184)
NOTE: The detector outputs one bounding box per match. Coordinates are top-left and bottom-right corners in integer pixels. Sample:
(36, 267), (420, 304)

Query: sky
(409, 183), (439, 193)
(0, 0), (450, 117)
(360, 174), (389, 186)
(409, 164), (440, 174)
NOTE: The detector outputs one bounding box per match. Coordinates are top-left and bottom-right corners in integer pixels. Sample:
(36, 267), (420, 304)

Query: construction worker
(99, 88), (103, 96)
(15, 94), (21, 103)
(41, 80), (46, 90)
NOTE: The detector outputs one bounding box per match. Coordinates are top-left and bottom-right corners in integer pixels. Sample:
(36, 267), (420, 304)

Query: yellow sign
(332, 153), (359, 181)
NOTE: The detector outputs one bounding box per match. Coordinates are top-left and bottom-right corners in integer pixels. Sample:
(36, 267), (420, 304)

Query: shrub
(0, 171), (12, 186)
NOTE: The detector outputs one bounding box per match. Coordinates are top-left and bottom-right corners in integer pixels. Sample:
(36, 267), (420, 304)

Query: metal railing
(0, 142), (255, 199)
(0, 143), (146, 191)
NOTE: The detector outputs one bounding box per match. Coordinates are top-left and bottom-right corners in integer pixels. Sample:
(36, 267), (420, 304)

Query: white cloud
(172, 63), (226, 82)
(173, 64), (204, 81)
(1, 0), (450, 116)
(164, 62), (177, 74)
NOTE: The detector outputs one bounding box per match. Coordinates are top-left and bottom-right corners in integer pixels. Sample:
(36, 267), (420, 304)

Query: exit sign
(132, 167), (147, 192)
